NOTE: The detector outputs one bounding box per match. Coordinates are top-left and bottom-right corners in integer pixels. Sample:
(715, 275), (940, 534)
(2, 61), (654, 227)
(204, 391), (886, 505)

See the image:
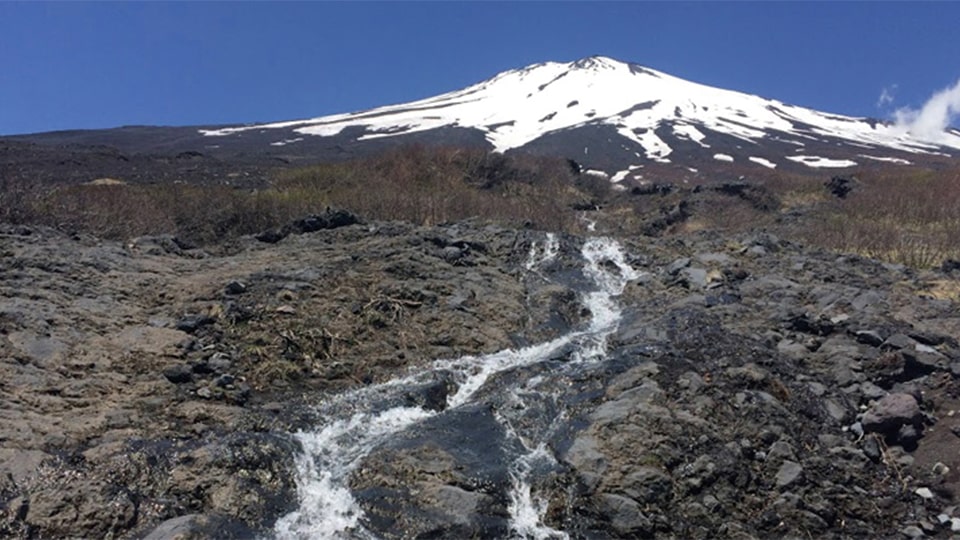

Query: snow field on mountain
(200, 56), (960, 172)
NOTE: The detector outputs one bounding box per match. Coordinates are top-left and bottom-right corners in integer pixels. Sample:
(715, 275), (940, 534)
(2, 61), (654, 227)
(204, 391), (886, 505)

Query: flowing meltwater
(523, 233), (559, 271)
(273, 236), (641, 539)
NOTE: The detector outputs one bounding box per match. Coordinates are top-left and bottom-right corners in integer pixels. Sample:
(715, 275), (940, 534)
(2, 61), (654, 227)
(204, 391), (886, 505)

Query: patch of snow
(615, 125), (672, 162)
(857, 155), (912, 165)
(785, 155), (858, 168)
(713, 153), (734, 162)
(672, 124), (710, 148)
(584, 169), (609, 179)
(270, 137), (304, 147)
(610, 164), (645, 183)
(771, 137), (806, 147)
(748, 156), (777, 169)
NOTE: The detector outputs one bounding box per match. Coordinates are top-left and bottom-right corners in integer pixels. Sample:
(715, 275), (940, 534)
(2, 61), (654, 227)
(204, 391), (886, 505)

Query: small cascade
(524, 233), (559, 271)
(496, 388), (571, 540)
(507, 444), (568, 540)
(573, 237), (642, 362)
(272, 235), (642, 539)
(580, 213), (597, 233)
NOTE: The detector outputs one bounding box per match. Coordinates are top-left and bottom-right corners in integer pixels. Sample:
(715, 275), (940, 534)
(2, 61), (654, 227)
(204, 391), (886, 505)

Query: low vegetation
(2, 144), (959, 269)
(785, 168), (960, 269)
(272, 146), (591, 232)
(1, 146), (595, 245)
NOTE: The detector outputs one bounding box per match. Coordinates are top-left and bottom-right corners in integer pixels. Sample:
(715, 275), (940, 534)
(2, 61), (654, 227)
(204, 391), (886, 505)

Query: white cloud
(894, 78), (960, 141)
(877, 84), (897, 108)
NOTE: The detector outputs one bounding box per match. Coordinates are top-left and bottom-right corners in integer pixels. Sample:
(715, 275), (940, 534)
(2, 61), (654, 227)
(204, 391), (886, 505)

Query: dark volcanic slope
(0, 139), (274, 187)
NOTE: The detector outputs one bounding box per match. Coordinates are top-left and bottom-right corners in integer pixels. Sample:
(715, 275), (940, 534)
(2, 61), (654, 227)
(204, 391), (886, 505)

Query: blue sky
(1, 2), (958, 136)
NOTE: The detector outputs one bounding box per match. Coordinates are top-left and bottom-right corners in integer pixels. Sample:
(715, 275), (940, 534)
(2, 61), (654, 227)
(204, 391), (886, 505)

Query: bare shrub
(689, 195), (772, 233)
(791, 167), (960, 268)
(0, 177), (40, 225)
(3, 146), (593, 243)
(35, 184), (176, 239)
(274, 145), (581, 231)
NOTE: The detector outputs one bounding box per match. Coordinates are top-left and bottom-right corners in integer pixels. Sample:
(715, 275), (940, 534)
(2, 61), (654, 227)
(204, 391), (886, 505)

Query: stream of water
(273, 236), (640, 539)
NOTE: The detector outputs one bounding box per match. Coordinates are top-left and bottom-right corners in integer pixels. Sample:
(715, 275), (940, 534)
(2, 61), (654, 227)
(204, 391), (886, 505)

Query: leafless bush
(0, 177), (37, 224)
(274, 145), (582, 231)
(3, 146), (592, 243)
(791, 168), (960, 268)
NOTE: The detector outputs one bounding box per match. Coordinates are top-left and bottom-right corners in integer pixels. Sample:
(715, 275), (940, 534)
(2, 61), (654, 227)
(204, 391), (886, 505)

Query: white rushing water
(273, 236), (641, 539)
(507, 443), (568, 540)
(524, 232), (560, 271)
(497, 386), (572, 540)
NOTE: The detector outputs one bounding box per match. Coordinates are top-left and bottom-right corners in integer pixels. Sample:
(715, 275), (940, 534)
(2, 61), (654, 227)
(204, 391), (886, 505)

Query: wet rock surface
(0, 220), (577, 538)
(2, 221), (960, 538)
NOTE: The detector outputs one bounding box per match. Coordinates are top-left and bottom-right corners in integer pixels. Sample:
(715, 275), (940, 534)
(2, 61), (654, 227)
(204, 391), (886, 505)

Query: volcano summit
(9, 56), (960, 184)
(196, 55), (960, 177)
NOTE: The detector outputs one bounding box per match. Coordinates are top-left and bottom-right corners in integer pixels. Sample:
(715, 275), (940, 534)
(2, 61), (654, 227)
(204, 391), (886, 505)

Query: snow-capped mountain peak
(200, 56), (960, 177)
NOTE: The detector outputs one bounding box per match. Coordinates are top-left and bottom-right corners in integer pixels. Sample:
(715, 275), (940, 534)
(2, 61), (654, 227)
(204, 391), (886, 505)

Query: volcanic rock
(862, 393), (924, 436)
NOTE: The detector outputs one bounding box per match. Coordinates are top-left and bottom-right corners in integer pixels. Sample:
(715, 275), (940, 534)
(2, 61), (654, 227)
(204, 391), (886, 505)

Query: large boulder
(861, 393), (924, 436)
(351, 406), (517, 538)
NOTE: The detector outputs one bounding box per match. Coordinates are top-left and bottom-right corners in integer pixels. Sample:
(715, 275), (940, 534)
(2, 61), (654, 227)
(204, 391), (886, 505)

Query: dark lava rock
(785, 312), (836, 336)
(854, 329), (886, 347)
(175, 314), (216, 333)
(4, 216), (959, 540)
(224, 281), (247, 295)
(0, 432), (299, 540)
(862, 435), (883, 463)
(631, 182), (675, 196)
(404, 374), (457, 412)
(256, 210), (360, 244)
(710, 181), (779, 211)
(882, 333), (916, 351)
(255, 229), (287, 244)
(826, 175), (856, 198)
(162, 364), (194, 384)
(291, 209), (359, 233)
(351, 405), (518, 539)
(775, 460), (804, 489)
(862, 393), (923, 436)
(941, 259), (960, 273)
(666, 257), (691, 276)
(642, 201), (691, 236)
(141, 514), (256, 540)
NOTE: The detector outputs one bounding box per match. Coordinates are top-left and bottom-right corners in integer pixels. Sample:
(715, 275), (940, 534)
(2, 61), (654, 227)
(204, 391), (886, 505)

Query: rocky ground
(0, 215), (579, 538)
(566, 230), (960, 538)
(1, 212), (959, 538)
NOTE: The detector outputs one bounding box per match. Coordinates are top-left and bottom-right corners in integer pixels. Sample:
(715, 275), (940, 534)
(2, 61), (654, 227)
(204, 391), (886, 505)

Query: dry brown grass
(7, 143), (957, 271)
(918, 279), (960, 302)
(14, 182), (294, 245)
(687, 196), (776, 233)
(785, 167), (960, 269)
(2, 146), (588, 244)
(274, 146), (581, 231)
